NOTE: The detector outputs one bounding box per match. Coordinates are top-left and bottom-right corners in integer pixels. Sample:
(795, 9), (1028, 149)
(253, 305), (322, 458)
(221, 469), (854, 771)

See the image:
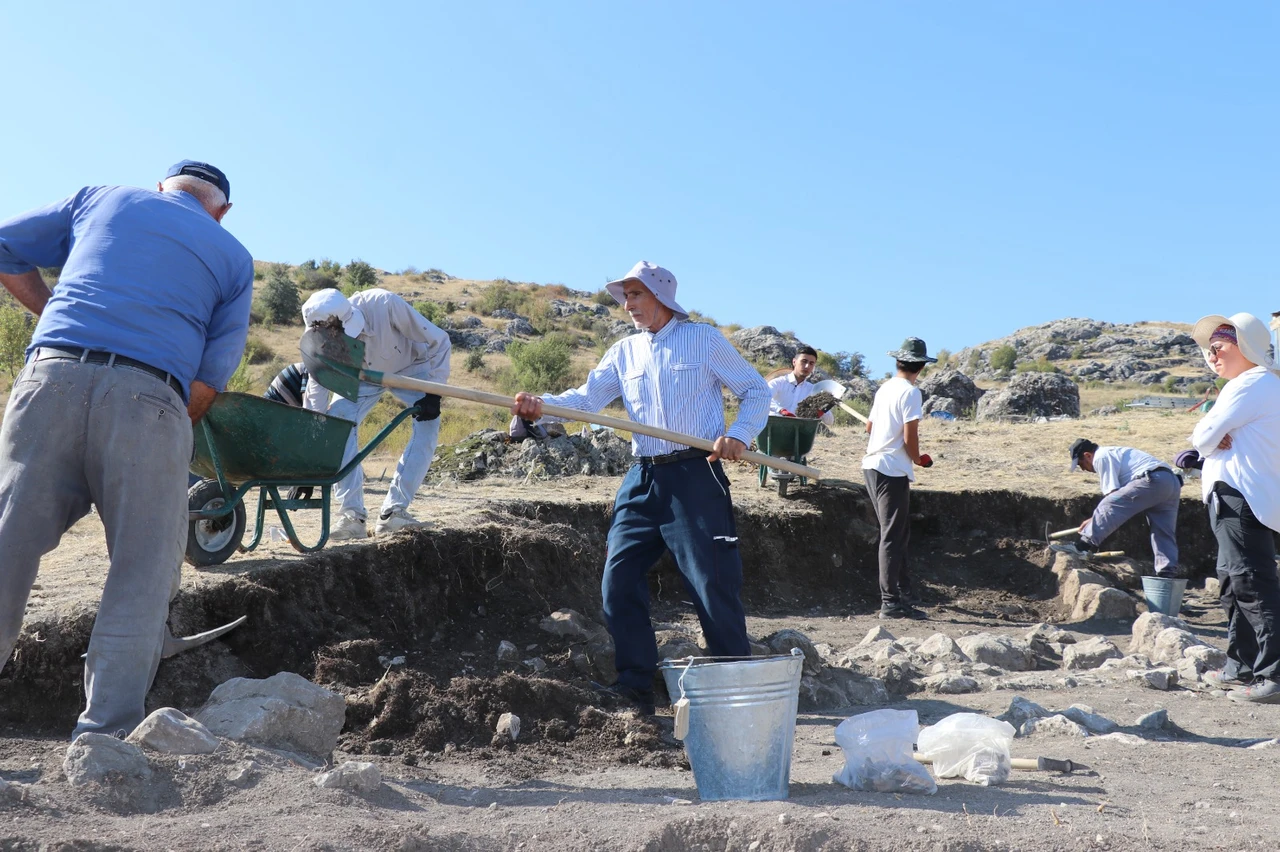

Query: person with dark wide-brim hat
(861, 337), (937, 620)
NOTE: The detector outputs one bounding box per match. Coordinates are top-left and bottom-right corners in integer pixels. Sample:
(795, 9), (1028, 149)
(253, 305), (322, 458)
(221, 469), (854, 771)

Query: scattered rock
(1204, 577), (1221, 597)
(1073, 586), (1139, 622)
(314, 761), (382, 794)
(1129, 612), (1190, 657)
(1022, 714), (1089, 738)
(497, 640), (520, 662)
(762, 629), (823, 676)
(1060, 704), (1119, 734)
(126, 708), (219, 755)
(917, 633), (969, 662)
(728, 326), (812, 366)
(858, 626), (896, 646)
(1127, 668), (1179, 690)
(539, 609), (602, 640)
(1136, 709), (1168, 731)
(523, 657), (548, 673)
(196, 672), (346, 757)
(1183, 645), (1228, 673)
(1062, 637), (1122, 671)
(798, 669), (889, 710)
(1027, 624), (1077, 645)
(656, 631), (703, 661)
(63, 733), (152, 788)
(997, 696), (1052, 734)
(956, 634), (1035, 672)
(1091, 732), (1147, 746)
(923, 673), (981, 694)
(1151, 629), (1207, 665)
(227, 761), (258, 784)
(495, 712), (521, 742)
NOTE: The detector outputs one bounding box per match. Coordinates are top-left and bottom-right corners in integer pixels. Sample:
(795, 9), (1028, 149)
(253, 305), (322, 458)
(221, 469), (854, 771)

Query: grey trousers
(865, 469), (912, 607)
(0, 356), (191, 737)
(1080, 468), (1181, 574)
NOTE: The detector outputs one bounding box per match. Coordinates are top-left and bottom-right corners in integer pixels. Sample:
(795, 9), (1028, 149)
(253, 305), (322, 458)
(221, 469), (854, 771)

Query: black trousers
(1211, 482), (1280, 682)
(865, 469), (912, 607)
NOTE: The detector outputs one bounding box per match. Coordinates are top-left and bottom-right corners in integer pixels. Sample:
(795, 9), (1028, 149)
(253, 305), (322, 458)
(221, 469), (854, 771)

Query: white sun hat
(1190, 312), (1277, 373)
(301, 288), (365, 338)
(604, 261), (688, 319)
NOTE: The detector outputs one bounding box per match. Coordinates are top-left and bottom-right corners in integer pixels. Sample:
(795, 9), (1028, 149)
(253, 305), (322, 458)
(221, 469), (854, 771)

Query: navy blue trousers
(604, 457), (750, 692)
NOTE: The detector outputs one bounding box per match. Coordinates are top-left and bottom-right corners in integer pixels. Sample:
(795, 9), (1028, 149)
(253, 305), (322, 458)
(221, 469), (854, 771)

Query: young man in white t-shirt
(861, 337), (936, 620)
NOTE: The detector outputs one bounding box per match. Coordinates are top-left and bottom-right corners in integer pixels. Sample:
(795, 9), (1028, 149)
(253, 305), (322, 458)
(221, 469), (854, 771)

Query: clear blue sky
(3, 2), (1277, 370)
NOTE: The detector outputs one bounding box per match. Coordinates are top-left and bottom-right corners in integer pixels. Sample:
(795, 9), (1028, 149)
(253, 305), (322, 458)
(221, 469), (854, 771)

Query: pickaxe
(81, 615), (247, 660)
(914, 753), (1091, 774)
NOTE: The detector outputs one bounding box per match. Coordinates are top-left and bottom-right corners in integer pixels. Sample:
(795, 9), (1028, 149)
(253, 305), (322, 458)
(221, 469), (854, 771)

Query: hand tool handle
(1049, 527), (1079, 540)
(836, 400), (869, 425)
(366, 370), (822, 481)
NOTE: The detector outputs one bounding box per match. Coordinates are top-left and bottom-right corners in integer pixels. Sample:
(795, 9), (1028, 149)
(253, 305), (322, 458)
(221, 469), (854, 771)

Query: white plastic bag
(832, 708), (936, 795)
(916, 712), (1016, 786)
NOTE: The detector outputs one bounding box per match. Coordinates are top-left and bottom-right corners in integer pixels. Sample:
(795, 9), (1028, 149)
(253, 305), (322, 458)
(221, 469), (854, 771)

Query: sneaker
(328, 512), (368, 541)
(879, 604), (928, 621)
(590, 681), (656, 715)
(375, 508), (426, 535)
(1228, 678), (1280, 704)
(1205, 669), (1252, 689)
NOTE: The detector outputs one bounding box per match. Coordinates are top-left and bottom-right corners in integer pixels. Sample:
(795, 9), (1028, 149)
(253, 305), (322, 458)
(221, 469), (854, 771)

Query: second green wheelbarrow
(756, 415), (822, 497)
(185, 392), (422, 567)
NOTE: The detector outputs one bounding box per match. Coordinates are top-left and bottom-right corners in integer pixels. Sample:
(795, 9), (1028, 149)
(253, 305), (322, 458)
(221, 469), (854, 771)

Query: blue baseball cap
(165, 160), (231, 201)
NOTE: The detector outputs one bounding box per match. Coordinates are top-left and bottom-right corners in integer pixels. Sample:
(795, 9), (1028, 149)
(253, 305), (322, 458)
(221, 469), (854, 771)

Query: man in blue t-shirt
(0, 160), (254, 738)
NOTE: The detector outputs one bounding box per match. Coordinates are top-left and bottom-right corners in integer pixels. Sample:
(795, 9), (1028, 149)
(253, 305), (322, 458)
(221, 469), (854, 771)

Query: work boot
(329, 511), (368, 541)
(591, 681), (656, 715)
(879, 603), (927, 621)
(375, 507), (429, 535)
(1228, 678), (1280, 704)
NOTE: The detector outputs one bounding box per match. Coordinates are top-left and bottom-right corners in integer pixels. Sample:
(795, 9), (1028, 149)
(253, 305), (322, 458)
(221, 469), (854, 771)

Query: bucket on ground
(1142, 576), (1188, 616)
(658, 650), (804, 802)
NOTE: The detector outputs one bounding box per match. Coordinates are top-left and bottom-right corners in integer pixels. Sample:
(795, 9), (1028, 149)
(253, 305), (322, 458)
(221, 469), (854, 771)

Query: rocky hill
(952, 318), (1210, 391)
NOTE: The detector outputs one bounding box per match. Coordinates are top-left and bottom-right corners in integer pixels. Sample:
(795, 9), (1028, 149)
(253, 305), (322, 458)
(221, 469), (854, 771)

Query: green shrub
(414, 300), (449, 328)
(243, 335), (275, 365)
(1070, 345), (1085, 360)
(990, 344), (1017, 372)
(474, 280), (530, 316)
(1018, 357), (1059, 374)
(261, 264), (301, 325)
(505, 333), (573, 393)
(1162, 375), (1179, 393)
(465, 350), (486, 373)
(0, 302), (34, 377)
(341, 259), (379, 294)
(591, 288), (615, 307)
(933, 348), (951, 368)
(225, 355), (256, 393)
(295, 259), (340, 291)
(1189, 382), (1211, 395)
(816, 351), (868, 380)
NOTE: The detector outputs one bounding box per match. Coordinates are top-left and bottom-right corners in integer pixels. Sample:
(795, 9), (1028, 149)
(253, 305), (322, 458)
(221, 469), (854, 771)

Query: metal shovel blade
(162, 615), (248, 658)
(300, 326), (367, 403)
(810, 379), (848, 400)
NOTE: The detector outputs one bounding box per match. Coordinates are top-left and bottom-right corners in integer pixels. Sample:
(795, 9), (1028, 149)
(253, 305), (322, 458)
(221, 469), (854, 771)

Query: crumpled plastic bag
(916, 712), (1016, 786)
(832, 708), (936, 795)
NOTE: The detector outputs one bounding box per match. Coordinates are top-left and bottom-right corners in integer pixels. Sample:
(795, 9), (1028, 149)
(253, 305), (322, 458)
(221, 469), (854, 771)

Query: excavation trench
(0, 488), (1218, 763)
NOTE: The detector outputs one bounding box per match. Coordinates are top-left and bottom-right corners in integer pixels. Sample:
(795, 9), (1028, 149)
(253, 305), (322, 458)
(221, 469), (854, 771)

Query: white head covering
(1191, 312), (1278, 375)
(605, 261), (688, 319)
(301, 288), (365, 338)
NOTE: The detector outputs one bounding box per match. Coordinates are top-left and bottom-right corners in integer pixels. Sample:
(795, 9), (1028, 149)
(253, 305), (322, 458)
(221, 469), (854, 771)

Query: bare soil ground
(5, 409), (1264, 852)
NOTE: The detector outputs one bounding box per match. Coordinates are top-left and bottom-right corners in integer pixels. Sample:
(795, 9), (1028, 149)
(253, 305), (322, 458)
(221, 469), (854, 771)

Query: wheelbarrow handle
(369, 370), (822, 482)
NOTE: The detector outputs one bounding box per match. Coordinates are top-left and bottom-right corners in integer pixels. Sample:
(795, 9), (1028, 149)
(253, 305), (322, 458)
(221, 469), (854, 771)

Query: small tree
(507, 334), (573, 392)
(414, 300), (449, 327)
(990, 344), (1017, 373)
(465, 350), (486, 373)
(341, 259), (379, 294)
(261, 264), (301, 325)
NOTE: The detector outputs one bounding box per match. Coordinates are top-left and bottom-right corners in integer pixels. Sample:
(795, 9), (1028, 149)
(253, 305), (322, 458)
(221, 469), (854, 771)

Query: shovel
(811, 379), (869, 425)
(300, 327), (821, 481)
(1043, 522), (1124, 559)
(913, 752), (1091, 774)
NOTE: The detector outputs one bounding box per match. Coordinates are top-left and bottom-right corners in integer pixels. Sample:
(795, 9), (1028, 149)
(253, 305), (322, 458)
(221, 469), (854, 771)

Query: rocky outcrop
(976, 372), (1081, 420)
(728, 326), (813, 366)
(918, 370), (984, 418)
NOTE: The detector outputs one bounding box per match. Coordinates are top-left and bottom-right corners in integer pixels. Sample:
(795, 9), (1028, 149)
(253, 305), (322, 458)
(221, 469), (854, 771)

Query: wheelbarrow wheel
(777, 477), (789, 498)
(185, 479), (247, 567)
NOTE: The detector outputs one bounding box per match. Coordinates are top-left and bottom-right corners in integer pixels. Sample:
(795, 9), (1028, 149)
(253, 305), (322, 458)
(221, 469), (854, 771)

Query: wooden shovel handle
(368, 371), (822, 481)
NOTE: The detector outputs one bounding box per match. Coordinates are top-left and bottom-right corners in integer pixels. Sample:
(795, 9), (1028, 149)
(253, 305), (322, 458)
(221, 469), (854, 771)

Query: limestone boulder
(196, 672), (346, 757)
(956, 634), (1036, 672)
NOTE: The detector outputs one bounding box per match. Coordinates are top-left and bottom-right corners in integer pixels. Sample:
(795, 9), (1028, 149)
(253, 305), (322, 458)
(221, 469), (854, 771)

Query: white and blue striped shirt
(541, 320), (770, 456)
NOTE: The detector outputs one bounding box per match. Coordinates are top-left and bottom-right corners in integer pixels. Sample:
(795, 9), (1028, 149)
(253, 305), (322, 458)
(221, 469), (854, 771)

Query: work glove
(413, 393), (442, 421)
(918, 453), (933, 468)
(779, 409), (796, 418)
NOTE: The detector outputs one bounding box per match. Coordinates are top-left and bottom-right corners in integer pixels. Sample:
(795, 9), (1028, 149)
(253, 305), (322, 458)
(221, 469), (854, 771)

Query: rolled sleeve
(0, 193), (79, 274)
(194, 259), (254, 391)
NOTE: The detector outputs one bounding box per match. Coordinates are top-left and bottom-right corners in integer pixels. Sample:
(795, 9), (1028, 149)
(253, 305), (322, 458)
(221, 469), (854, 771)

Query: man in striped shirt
(511, 261), (770, 715)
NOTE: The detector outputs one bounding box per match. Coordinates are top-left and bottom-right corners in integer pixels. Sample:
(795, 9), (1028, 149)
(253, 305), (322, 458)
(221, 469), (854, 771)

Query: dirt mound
(429, 428), (633, 482)
(795, 391), (837, 419)
(341, 671), (683, 775)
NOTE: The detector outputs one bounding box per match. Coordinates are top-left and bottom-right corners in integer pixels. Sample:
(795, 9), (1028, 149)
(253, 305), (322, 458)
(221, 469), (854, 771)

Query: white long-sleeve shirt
(766, 373), (834, 426)
(1091, 446), (1172, 496)
(540, 319), (770, 456)
(305, 288), (451, 413)
(1191, 366), (1280, 532)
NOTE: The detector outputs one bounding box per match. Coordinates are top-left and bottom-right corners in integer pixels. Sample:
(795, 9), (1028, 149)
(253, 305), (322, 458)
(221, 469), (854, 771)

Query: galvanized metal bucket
(1142, 576), (1188, 616)
(659, 650), (804, 801)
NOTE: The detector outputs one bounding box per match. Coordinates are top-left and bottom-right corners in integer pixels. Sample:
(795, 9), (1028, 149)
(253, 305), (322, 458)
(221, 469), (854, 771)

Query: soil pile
(429, 427), (633, 482)
(795, 391), (837, 419)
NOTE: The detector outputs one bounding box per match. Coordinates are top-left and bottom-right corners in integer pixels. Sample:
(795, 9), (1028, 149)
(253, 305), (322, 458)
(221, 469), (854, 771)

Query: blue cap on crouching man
(166, 160), (231, 201)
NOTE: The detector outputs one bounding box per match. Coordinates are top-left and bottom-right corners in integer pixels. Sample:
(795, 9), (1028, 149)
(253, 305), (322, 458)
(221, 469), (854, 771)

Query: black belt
(635, 448), (708, 466)
(34, 347), (184, 397)
(1140, 468), (1183, 485)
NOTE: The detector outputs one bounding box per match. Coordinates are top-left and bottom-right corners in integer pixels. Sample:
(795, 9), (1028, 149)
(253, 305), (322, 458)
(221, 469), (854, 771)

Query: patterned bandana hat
(1209, 324), (1238, 345)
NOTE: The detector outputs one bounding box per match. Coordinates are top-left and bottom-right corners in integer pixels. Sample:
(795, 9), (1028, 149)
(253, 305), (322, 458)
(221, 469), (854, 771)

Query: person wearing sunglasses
(1189, 313), (1280, 704)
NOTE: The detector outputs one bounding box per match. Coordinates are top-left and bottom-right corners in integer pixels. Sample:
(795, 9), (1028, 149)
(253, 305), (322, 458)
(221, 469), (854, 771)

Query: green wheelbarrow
(756, 415), (821, 497)
(185, 392), (421, 567)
